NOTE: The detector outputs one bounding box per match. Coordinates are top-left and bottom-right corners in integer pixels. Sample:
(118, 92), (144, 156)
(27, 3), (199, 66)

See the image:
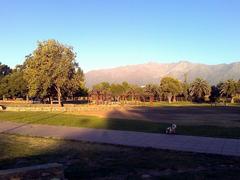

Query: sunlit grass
(1, 111), (240, 138)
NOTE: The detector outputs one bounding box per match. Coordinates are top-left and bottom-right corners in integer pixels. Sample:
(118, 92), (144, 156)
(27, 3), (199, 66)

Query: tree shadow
(1, 132), (240, 179)
(105, 105), (240, 127)
(0, 105), (240, 178)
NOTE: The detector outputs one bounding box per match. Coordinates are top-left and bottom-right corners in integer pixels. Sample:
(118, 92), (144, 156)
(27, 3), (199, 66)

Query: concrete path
(0, 121), (240, 157)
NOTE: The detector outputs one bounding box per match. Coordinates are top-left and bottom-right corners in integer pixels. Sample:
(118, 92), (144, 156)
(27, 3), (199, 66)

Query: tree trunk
(158, 95), (162, 102)
(150, 96), (154, 106)
(50, 96), (53, 105)
(96, 94), (99, 105)
(172, 95), (176, 102)
(167, 93), (172, 103)
(58, 93), (62, 106)
(55, 86), (62, 107)
(231, 97), (234, 103)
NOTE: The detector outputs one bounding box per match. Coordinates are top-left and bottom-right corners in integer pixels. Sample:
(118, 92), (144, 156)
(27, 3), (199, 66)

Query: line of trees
(0, 39), (239, 106)
(89, 77), (240, 104)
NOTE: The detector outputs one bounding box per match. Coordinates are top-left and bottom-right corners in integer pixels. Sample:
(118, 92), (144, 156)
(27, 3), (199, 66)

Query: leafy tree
(144, 84), (159, 104)
(0, 62), (11, 79)
(189, 78), (211, 102)
(0, 63), (12, 98)
(181, 82), (190, 101)
(209, 85), (220, 103)
(92, 82), (111, 104)
(220, 79), (238, 103)
(133, 85), (144, 103)
(160, 77), (182, 103)
(120, 81), (131, 103)
(127, 84), (141, 102)
(63, 67), (85, 99)
(0, 65), (28, 99)
(23, 39), (84, 106)
(110, 83), (124, 102)
(236, 80), (240, 94)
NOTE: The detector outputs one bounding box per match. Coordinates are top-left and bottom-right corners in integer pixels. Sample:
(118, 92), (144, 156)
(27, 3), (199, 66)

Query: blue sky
(0, 0), (240, 72)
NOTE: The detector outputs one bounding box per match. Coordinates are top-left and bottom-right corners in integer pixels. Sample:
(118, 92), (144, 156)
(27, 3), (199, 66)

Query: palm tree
(220, 79), (237, 103)
(189, 78), (211, 102)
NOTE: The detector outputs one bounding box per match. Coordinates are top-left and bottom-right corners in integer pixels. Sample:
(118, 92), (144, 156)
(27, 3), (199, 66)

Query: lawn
(0, 134), (240, 179)
(0, 110), (240, 138)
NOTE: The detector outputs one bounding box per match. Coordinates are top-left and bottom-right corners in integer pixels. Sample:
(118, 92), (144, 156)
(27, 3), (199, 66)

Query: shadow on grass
(0, 106), (240, 178)
(1, 134), (240, 179)
(104, 106), (240, 138)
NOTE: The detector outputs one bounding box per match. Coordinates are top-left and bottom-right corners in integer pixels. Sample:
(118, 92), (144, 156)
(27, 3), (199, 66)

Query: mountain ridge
(85, 61), (240, 87)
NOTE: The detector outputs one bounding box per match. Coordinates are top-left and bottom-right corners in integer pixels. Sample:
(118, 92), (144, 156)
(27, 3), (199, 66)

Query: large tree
(160, 77), (182, 103)
(189, 78), (211, 102)
(23, 39), (84, 106)
(220, 79), (238, 103)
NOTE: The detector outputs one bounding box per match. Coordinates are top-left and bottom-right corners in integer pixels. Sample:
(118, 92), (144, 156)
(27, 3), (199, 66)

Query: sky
(0, 0), (240, 72)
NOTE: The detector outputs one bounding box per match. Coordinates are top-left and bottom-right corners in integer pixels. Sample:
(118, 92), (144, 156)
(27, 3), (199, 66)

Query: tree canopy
(190, 78), (211, 102)
(23, 39), (84, 105)
(160, 77), (182, 103)
(220, 79), (238, 103)
(0, 65), (28, 99)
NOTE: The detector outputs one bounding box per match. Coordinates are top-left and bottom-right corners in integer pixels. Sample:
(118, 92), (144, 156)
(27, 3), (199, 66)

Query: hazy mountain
(85, 61), (240, 87)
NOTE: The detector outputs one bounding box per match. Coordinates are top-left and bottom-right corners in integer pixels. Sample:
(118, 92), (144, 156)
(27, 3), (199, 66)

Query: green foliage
(160, 77), (182, 103)
(92, 82), (111, 94)
(190, 78), (211, 102)
(181, 81), (190, 101)
(144, 84), (159, 103)
(220, 79), (237, 97)
(237, 80), (240, 94)
(0, 66), (28, 99)
(23, 39), (84, 105)
(0, 62), (11, 79)
(110, 83), (124, 98)
(209, 85), (221, 103)
(220, 79), (238, 103)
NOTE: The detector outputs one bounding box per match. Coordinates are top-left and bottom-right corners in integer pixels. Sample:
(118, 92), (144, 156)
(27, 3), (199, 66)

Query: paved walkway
(0, 121), (240, 157)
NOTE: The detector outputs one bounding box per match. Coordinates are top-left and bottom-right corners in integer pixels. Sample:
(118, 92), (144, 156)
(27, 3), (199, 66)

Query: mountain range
(85, 61), (240, 87)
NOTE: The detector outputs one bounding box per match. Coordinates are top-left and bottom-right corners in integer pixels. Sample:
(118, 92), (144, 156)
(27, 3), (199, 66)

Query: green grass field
(0, 110), (240, 138)
(0, 134), (240, 179)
